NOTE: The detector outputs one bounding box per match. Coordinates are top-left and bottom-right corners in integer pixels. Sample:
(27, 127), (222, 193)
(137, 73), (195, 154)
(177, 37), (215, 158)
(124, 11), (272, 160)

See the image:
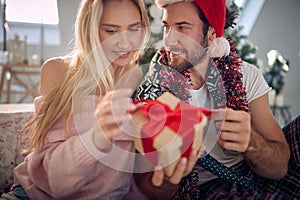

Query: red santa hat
(156, 0), (230, 58)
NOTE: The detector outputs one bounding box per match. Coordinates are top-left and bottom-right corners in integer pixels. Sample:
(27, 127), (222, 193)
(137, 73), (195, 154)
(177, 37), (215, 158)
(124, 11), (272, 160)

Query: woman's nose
(117, 32), (130, 50)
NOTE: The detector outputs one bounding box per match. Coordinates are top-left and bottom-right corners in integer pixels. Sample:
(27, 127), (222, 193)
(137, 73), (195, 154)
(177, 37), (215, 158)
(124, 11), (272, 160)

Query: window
(237, 0), (266, 36)
(1, 0), (61, 46)
(6, 0), (59, 25)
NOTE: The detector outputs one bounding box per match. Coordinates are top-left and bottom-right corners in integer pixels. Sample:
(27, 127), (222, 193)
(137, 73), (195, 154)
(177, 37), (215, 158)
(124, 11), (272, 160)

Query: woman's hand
(93, 88), (136, 150)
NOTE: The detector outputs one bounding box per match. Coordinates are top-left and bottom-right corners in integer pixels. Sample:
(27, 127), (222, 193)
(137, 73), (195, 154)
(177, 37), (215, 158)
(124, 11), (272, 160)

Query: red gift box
(132, 92), (211, 176)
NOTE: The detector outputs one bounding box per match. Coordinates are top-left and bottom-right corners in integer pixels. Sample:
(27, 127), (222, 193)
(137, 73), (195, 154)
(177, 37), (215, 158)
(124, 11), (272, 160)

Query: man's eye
(178, 26), (188, 30)
(163, 25), (170, 30)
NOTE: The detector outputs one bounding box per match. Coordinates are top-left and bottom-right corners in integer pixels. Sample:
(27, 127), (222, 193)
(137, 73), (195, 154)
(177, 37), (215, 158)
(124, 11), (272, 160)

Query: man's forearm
(242, 129), (290, 180)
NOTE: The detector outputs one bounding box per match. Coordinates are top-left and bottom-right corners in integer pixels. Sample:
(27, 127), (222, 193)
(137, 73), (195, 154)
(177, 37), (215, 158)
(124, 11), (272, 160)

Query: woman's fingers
(94, 88), (136, 140)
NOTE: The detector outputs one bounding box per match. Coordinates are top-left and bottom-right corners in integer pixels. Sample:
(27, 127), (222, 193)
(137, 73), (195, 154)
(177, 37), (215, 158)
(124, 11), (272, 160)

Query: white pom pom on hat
(207, 37), (230, 58)
(155, 0), (230, 58)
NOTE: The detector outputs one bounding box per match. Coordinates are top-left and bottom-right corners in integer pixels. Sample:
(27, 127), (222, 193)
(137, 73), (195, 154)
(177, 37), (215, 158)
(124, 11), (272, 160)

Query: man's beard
(167, 48), (193, 73)
(167, 39), (208, 73)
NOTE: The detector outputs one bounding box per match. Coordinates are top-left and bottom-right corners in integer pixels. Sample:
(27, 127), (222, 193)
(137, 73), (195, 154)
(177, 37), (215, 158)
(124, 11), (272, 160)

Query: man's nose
(164, 28), (179, 46)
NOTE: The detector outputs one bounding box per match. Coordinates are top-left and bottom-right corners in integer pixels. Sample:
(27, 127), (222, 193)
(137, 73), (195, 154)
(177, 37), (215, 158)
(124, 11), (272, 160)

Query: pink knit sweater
(13, 96), (147, 200)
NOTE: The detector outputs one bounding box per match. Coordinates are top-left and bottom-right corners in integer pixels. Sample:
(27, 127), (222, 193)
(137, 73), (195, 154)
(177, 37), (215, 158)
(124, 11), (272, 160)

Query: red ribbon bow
(134, 98), (211, 164)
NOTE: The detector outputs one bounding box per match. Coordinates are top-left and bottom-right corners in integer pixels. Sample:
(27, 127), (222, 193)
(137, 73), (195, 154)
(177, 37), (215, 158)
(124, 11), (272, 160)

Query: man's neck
(189, 54), (210, 90)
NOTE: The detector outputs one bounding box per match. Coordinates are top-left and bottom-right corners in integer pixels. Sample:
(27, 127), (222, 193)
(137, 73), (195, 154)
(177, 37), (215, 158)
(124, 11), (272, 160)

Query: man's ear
(207, 26), (216, 45)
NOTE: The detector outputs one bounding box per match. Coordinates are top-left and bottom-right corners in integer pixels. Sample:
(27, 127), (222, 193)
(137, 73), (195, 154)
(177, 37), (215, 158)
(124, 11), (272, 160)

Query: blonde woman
(1, 0), (150, 199)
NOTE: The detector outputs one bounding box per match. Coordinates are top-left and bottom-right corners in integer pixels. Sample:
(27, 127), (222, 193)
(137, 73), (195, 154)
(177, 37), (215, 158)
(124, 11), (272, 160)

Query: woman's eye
(129, 28), (139, 32)
(105, 29), (118, 33)
(129, 27), (141, 33)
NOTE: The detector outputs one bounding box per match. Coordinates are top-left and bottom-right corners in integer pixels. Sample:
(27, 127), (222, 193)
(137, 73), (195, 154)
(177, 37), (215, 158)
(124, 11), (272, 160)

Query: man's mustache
(165, 47), (188, 55)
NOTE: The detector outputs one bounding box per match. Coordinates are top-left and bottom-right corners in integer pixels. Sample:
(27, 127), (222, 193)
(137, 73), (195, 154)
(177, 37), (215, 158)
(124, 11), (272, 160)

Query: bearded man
(133, 0), (299, 199)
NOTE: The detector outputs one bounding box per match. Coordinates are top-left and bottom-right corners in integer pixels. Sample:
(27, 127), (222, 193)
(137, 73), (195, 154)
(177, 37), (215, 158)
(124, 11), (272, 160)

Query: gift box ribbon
(134, 98), (211, 164)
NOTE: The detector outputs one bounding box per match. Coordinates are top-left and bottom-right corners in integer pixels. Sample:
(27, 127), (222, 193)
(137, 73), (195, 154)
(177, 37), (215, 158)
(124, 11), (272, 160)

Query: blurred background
(0, 0), (299, 122)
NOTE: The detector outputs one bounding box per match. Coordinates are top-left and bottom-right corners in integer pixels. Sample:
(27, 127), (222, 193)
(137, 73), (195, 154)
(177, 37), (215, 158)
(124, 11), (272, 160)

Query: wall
(248, 0), (300, 119)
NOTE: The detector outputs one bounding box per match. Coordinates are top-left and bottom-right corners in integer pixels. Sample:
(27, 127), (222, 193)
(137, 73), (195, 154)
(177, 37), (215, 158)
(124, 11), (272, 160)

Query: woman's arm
(27, 58), (136, 198)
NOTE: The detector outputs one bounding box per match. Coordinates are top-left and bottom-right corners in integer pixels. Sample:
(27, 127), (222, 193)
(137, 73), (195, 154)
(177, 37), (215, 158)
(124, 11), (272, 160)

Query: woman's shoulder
(40, 56), (71, 95)
(41, 56), (70, 77)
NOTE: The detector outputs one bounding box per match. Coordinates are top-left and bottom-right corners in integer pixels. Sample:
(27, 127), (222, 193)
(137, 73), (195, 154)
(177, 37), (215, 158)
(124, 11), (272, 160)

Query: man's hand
(214, 108), (251, 152)
(152, 146), (205, 186)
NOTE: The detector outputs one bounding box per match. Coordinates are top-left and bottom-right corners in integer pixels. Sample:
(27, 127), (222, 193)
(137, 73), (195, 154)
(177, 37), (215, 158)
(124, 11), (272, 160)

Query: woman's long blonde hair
(26, 0), (150, 152)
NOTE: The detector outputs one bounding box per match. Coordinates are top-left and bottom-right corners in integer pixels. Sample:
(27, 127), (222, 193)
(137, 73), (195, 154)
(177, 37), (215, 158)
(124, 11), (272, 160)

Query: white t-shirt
(189, 62), (271, 184)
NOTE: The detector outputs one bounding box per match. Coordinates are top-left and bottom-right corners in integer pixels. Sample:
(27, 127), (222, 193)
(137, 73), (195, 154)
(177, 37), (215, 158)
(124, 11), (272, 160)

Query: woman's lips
(114, 51), (130, 58)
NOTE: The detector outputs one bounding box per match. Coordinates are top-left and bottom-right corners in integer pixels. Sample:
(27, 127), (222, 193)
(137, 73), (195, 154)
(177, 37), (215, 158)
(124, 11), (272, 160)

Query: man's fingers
(211, 108), (249, 122)
(224, 108), (250, 122)
(209, 108), (226, 121)
(184, 150), (198, 175)
(152, 148), (204, 186)
(168, 158), (187, 184)
(184, 145), (206, 176)
(152, 166), (164, 187)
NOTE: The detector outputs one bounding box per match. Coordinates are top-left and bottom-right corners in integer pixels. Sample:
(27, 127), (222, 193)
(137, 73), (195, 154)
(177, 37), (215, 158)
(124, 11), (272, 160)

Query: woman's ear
(207, 26), (216, 45)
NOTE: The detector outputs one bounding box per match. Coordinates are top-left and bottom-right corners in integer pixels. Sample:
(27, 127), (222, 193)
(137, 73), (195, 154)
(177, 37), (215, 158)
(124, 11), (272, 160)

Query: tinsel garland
(212, 40), (249, 112)
(158, 49), (192, 101)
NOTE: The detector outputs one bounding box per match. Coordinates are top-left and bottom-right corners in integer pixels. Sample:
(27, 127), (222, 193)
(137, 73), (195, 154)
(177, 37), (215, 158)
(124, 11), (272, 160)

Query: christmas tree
(225, 2), (258, 66)
(264, 50), (289, 95)
(139, 1), (163, 66)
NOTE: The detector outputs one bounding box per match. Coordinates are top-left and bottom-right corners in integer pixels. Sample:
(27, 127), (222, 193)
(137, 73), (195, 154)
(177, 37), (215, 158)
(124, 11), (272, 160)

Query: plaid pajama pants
(173, 115), (300, 200)
(266, 115), (300, 196)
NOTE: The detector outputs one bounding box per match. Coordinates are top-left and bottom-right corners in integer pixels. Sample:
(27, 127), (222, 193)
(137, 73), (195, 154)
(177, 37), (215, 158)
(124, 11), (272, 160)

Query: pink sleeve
(28, 130), (106, 195)
(24, 96), (123, 197)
